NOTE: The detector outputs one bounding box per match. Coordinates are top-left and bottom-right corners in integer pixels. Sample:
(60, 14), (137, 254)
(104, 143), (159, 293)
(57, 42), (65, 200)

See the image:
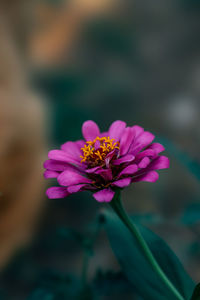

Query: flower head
(44, 120), (169, 202)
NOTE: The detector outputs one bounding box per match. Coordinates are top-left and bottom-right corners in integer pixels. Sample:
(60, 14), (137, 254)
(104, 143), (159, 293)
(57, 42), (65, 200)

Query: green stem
(110, 191), (185, 300)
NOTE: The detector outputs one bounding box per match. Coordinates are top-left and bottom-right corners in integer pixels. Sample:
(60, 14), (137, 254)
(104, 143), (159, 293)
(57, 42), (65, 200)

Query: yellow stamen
(80, 136), (120, 166)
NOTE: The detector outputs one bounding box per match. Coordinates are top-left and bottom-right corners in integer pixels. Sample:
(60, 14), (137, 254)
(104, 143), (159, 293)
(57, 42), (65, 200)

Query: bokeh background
(0, 0), (200, 299)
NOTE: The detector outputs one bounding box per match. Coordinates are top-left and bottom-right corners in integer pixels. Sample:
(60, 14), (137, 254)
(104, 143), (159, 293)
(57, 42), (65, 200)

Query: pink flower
(44, 120), (169, 202)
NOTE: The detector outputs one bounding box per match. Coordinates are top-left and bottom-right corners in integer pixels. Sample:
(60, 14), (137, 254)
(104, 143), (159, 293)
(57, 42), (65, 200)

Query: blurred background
(0, 0), (200, 299)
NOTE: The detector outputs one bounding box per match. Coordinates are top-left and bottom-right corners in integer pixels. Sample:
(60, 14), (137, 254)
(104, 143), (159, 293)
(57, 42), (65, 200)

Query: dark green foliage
(190, 284), (200, 300)
(27, 289), (54, 300)
(28, 269), (135, 300)
(93, 270), (135, 298)
(27, 272), (83, 300)
(57, 227), (86, 245)
(103, 209), (195, 300)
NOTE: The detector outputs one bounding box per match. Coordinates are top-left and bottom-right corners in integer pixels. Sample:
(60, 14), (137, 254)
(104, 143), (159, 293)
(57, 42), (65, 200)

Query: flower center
(80, 136), (120, 166)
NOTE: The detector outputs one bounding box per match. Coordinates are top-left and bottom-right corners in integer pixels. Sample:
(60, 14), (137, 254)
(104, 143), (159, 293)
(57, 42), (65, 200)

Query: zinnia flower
(44, 120), (169, 202)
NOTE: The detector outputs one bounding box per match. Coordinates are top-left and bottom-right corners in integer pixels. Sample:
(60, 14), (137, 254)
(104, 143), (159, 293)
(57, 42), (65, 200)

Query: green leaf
(103, 209), (195, 300)
(190, 283), (200, 300)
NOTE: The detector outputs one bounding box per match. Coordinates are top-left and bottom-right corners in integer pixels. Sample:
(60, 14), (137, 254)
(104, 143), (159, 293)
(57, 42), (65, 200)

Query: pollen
(80, 136), (120, 166)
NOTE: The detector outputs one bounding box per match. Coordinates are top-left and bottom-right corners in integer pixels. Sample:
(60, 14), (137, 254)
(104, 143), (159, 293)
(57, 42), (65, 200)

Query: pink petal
(61, 141), (82, 159)
(118, 164), (138, 177)
(113, 154), (135, 165)
(94, 139), (101, 150)
(129, 131), (155, 155)
(93, 189), (115, 203)
(100, 131), (109, 138)
(132, 171), (159, 183)
(132, 125), (144, 138)
(46, 187), (69, 199)
(82, 120), (100, 141)
(112, 178), (131, 188)
(137, 131), (155, 146)
(138, 157), (151, 169)
(48, 150), (82, 166)
(75, 140), (85, 148)
(105, 149), (118, 167)
(108, 120), (126, 141)
(135, 149), (155, 160)
(95, 168), (113, 181)
(57, 170), (92, 186)
(148, 156), (170, 170)
(67, 184), (88, 193)
(44, 170), (59, 179)
(44, 159), (81, 172)
(44, 159), (68, 171)
(147, 143), (165, 154)
(86, 166), (101, 173)
(120, 127), (135, 155)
